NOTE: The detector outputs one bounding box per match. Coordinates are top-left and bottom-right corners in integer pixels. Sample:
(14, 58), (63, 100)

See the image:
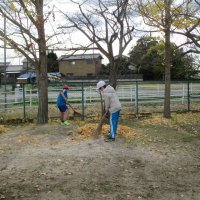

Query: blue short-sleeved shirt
(57, 89), (68, 106)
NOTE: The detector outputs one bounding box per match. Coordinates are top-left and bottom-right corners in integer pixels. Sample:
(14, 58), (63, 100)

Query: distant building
(58, 53), (103, 77)
(17, 72), (36, 84)
(22, 58), (35, 71)
(6, 65), (25, 82)
(0, 63), (25, 84)
(0, 62), (10, 73)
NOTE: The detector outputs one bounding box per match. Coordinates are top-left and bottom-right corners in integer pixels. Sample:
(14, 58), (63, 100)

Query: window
(70, 61), (75, 65)
(66, 73), (73, 76)
(86, 59), (94, 64)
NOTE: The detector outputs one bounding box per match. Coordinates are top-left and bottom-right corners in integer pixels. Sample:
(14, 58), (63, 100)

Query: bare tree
(135, 0), (172, 118)
(171, 0), (200, 55)
(0, 0), (56, 124)
(135, 0), (200, 117)
(58, 0), (135, 88)
(163, 0), (172, 118)
(136, 0), (200, 54)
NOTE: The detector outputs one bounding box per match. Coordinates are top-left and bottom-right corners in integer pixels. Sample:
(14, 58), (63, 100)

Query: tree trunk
(36, 53), (48, 124)
(109, 61), (118, 89)
(163, 0), (172, 118)
(36, 1), (48, 124)
(36, 59), (48, 124)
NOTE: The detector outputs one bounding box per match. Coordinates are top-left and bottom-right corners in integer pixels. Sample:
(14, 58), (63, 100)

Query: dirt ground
(0, 120), (200, 200)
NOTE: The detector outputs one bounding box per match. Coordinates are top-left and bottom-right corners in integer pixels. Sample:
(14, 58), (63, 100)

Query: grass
(121, 112), (200, 146)
(1, 110), (200, 149)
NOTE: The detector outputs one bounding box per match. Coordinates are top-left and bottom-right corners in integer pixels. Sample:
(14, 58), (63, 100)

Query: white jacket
(102, 85), (121, 114)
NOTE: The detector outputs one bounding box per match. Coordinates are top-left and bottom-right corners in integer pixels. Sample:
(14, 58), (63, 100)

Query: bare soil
(0, 121), (200, 200)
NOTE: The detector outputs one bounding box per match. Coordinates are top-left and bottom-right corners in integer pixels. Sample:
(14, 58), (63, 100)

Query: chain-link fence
(0, 80), (200, 120)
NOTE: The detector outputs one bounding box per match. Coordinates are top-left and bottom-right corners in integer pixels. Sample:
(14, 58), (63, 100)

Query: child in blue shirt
(57, 85), (70, 125)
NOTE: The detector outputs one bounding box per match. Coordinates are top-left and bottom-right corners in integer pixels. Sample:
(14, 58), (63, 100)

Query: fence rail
(0, 80), (200, 119)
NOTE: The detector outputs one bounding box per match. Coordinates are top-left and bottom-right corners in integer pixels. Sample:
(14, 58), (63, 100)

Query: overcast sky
(0, 0), (188, 66)
(0, 0), (140, 65)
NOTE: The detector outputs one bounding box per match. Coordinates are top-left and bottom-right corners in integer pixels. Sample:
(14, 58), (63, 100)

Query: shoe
(104, 135), (115, 142)
(64, 120), (70, 126)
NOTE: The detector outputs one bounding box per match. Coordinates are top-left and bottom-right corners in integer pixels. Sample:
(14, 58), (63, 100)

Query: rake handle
(95, 112), (108, 134)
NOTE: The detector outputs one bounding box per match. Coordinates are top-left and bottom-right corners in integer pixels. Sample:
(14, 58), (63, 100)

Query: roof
(22, 58), (38, 62)
(114, 55), (129, 60)
(18, 72), (36, 79)
(0, 62), (10, 67)
(6, 65), (24, 73)
(58, 53), (103, 61)
(0, 65), (24, 74)
(48, 72), (63, 77)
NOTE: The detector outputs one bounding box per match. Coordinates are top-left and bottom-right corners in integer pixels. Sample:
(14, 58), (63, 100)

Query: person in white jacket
(96, 80), (121, 141)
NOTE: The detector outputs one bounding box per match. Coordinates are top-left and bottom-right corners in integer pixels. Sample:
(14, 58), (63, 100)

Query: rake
(68, 103), (82, 118)
(94, 91), (107, 134)
(94, 111), (108, 134)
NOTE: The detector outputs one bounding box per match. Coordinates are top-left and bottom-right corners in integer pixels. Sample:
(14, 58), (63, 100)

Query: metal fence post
(135, 81), (139, 113)
(81, 82), (85, 120)
(22, 83), (26, 118)
(187, 81), (190, 112)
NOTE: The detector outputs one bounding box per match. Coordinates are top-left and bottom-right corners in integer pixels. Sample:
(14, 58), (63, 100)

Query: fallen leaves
(141, 113), (200, 135)
(142, 112), (200, 127)
(15, 132), (40, 144)
(0, 125), (9, 134)
(142, 115), (172, 127)
(77, 123), (136, 140)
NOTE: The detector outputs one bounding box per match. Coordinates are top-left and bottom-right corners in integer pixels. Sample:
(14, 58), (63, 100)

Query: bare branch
(58, 0), (135, 63)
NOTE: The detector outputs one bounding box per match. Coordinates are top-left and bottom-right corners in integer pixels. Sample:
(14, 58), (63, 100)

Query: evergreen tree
(47, 51), (59, 73)
(129, 37), (197, 80)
